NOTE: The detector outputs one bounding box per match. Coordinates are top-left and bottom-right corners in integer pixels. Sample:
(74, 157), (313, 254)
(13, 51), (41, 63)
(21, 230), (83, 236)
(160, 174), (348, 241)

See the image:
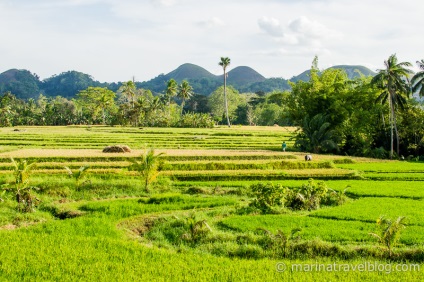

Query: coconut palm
(411, 60), (424, 97)
(165, 79), (178, 105)
(130, 149), (165, 192)
(219, 57), (231, 127)
(178, 80), (193, 115)
(371, 54), (412, 159)
(119, 80), (137, 108)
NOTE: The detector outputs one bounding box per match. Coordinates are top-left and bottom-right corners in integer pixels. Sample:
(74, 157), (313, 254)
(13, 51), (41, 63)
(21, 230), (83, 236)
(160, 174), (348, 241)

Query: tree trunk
(102, 108), (106, 125)
(393, 110), (400, 157)
(182, 99), (186, 116)
(224, 71), (231, 127)
(389, 92), (394, 159)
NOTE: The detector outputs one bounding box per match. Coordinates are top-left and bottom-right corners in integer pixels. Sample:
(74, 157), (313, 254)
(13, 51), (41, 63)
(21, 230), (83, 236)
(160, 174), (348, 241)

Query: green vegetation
(2, 56), (424, 160)
(0, 126), (423, 281)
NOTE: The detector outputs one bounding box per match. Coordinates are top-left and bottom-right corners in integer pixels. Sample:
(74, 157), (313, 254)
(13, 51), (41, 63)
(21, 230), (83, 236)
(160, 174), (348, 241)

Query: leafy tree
(208, 86), (242, 123)
(76, 87), (116, 125)
(184, 94), (210, 114)
(371, 54), (413, 158)
(130, 149), (165, 192)
(411, 60), (424, 97)
(219, 57), (231, 127)
(177, 80), (193, 115)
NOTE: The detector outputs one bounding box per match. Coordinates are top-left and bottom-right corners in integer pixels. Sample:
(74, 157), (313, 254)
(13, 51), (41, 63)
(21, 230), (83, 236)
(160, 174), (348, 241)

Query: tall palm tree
(371, 54), (412, 159)
(411, 60), (424, 97)
(178, 80), (193, 115)
(165, 79), (178, 105)
(219, 57), (231, 127)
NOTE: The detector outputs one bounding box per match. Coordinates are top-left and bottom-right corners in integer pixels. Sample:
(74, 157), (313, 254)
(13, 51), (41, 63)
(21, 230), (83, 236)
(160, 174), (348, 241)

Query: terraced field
(0, 126), (423, 281)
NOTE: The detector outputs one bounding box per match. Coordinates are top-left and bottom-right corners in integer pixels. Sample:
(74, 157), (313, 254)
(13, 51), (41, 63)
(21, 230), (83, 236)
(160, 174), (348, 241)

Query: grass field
(0, 126), (423, 281)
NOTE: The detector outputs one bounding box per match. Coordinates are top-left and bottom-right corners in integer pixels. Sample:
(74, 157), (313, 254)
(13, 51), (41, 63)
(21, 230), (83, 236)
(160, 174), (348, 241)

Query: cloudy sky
(0, 0), (423, 82)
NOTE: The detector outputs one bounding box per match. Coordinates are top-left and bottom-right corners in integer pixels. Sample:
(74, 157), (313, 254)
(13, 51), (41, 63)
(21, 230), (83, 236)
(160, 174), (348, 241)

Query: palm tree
(369, 216), (407, 257)
(119, 80), (137, 108)
(165, 79), (178, 105)
(295, 114), (338, 153)
(371, 54), (412, 159)
(130, 149), (165, 192)
(219, 57), (231, 127)
(411, 60), (424, 97)
(178, 80), (193, 115)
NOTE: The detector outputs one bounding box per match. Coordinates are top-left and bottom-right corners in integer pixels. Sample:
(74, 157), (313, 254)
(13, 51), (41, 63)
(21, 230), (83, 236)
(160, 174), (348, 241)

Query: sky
(0, 0), (423, 82)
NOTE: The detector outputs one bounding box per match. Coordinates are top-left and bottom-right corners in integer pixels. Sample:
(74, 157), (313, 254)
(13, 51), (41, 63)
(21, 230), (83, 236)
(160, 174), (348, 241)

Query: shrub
(285, 179), (328, 211)
(248, 183), (286, 214)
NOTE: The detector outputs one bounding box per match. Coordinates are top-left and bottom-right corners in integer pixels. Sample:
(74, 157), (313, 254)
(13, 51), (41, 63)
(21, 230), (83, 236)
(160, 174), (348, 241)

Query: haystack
(102, 145), (132, 153)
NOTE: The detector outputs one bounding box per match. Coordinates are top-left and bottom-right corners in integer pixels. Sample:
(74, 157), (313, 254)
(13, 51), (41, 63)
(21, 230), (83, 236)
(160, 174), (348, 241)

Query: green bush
(248, 183), (287, 214)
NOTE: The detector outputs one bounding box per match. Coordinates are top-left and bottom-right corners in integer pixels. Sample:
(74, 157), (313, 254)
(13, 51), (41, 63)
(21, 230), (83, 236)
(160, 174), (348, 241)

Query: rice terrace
(0, 125), (422, 281)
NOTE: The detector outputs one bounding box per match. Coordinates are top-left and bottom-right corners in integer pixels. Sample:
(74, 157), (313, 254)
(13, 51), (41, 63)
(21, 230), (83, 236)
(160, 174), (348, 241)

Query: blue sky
(1, 0), (423, 82)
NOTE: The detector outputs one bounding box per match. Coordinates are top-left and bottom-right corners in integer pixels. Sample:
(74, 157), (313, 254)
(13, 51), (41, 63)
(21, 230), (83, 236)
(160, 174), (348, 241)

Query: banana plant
(63, 165), (90, 189)
(8, 158), (39, 212)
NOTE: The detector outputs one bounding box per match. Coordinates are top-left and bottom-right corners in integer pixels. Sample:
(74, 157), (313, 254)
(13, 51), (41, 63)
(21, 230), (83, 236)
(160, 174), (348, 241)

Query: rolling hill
(0, 63), (377, 99)
(290, 65), (376, 82)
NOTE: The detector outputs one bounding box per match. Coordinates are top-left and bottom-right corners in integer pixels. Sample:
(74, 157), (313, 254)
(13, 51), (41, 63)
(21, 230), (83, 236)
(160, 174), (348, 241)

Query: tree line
(1, 55), (424, 159)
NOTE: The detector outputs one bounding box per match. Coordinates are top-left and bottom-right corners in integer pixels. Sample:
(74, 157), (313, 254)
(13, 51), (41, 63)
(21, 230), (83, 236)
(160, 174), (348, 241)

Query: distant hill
(43, 71), (108, 99)
(141, 64), (274, 95)
(224, 66), (266, 87)
(138, 63), (219, 94)
(0, 63), (378, 99)
(0, 69), (41, 99)
(290, 65), (376, 83)
(167, 63), (216, 81)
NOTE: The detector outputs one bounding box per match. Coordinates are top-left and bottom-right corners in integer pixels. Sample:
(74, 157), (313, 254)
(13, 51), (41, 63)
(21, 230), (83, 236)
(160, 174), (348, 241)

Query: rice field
(0, 126), (423, 281)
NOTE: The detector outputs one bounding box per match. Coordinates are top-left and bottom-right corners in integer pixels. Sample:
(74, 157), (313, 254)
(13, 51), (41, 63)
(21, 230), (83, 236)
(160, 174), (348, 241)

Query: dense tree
(371, 54), (413, 158)
(219, 57), (231, 127)
(76, 87), (116, 125)
(118, 80), (137, 108)
(208, 86), (242, 124)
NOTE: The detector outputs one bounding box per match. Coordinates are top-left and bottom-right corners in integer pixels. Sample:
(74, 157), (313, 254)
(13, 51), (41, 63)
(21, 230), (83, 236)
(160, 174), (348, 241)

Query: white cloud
(258, 17), (284, 37)
(288, 16), (340, 39)
(0, 0), (422, 82)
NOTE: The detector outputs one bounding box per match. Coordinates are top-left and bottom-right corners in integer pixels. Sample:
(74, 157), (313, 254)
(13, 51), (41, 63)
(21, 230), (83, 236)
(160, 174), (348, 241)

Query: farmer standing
(282, 141), (287, 152)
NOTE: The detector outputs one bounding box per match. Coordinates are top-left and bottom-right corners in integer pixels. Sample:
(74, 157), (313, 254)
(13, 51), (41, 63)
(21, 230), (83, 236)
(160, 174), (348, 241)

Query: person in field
(282, 141), (287, 152)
